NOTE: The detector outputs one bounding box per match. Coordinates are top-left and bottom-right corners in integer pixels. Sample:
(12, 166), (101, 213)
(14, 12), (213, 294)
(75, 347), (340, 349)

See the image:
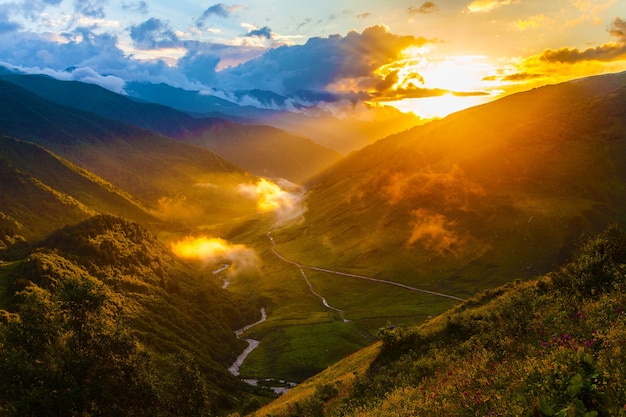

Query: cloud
(483, 72), (544, 82)
(407, 208), (490, 258)
(535, 18), (626, 64)
(407, 209), (463, 255)
(177, 50), (220, 85)
(0, 12), (20, 34)
(15, 65), (127, 94)
(512, 13), (549, 30)
(195, 3), (242, 28)
(122, 1), (148, 14)
(383, 165), (485, 209)
(357, 12), (371, 20)
(171, 236), (258, 274)
(216, 25), (432, 96)
(408, 2), (438, 17)
(237, 178), (306, 227)
(246, 26), (272, 39)
(466, 0), (515, 13)
(130, 17), (179, 49)
(609, 16), (626, 41)
(74, 0), (108, 18)
(296, 18), (312, 30)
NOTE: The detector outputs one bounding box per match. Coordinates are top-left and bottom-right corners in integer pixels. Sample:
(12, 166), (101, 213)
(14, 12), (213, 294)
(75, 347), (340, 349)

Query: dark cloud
(216, 25), (432, 96)
(452, 90), (490, 96)
(482, 72), (543, 82)
(246, 26), (272, 39)
(538, 43), (626, 64)
(375, 69), (400, 91)
(74, 0), (107, 18)
(372, 85), (449, 100)
(357, 12), (371, 20)
(178, 50), (220, 85)
(537, 16), (626, 64)
(203, 3), (232, 18)
(609, 17), (626, 41)
(296, 18), (311, 31)
(130, 18), (179, 49)
(408, 2), (438, 17)
(195, 3), (240, 28)
(122, 1), (148, 14)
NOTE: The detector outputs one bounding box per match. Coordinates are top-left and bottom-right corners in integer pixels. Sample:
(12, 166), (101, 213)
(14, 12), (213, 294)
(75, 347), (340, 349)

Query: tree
(0, 277), (158, 417)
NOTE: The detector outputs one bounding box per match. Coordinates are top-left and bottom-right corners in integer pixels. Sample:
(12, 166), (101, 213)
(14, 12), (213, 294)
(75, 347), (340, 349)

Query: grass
(249, 225), (626, 417)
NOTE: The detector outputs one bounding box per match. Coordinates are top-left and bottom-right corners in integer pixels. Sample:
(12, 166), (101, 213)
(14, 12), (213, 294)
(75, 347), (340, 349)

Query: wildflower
(617, 306), (624, 314)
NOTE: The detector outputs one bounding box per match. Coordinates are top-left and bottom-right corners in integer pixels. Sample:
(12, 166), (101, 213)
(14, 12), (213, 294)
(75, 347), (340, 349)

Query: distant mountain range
(0, 73), (341, 182)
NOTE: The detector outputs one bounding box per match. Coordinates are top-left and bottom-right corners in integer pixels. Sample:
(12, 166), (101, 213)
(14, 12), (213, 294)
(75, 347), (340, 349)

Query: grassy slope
(273, 71), (626, 297)
(0, 135), (155, 240)
(252, 226), (626, 417)
(0, 78), (258, 231)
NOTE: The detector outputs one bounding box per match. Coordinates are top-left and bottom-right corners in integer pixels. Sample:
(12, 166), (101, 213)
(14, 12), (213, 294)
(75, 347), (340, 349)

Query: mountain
(0, 78), (259, 231)
(125, 80), (423, 155)
(252, 225), (626, 416)
(125, 81), (251, 116)
(0, 215), (269, 415)
(253, 106), (425, 154)
(270, 71), (626, 299)
(0, 135), (155, 241)
(2, 74), (341, 182)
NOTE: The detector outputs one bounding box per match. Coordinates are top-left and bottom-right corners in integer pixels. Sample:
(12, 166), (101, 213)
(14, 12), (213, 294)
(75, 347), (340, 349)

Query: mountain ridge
(1, 73), (341, 182)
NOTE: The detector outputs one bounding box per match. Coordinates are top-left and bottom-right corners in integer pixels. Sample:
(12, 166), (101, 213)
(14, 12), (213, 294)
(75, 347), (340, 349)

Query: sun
(374, 50), (503, 119)
(388, 93), (495, 119)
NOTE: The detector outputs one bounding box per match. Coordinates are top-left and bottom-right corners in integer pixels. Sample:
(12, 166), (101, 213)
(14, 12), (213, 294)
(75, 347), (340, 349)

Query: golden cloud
(407, 209), (463, 255)
(171, 236), (257, 274)
(237, 178), (306, 226)
(466, 0), (517, 13)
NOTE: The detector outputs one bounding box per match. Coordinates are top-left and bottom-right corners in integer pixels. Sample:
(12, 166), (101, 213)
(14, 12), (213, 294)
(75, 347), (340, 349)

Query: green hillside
(220, 71), (626, 384)
(252, 225), (626, 417)
(0, 135), (155, 241)
(273, 71), (626, 297)
(0, 215), (270, 416)
(0, 79), (258, 231)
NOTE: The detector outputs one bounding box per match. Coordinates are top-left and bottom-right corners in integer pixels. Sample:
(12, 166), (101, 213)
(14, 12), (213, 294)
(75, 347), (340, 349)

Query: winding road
(267, 232), (464, 303)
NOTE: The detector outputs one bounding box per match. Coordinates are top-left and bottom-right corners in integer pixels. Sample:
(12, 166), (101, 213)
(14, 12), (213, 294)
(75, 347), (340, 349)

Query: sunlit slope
(0, 135), (155, 240)
(275, 71), (626, 298)
(251, 226), (626, 417)
(0, 79), (257, 228)
(1, 74), (341, 182)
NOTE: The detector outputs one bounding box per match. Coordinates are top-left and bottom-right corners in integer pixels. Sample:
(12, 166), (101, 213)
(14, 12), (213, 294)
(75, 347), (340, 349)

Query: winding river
(227, 307), (297, 394)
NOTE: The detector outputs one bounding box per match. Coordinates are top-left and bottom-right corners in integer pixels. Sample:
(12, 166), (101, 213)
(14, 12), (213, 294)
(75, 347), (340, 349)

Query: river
(227, 307), (297, 394)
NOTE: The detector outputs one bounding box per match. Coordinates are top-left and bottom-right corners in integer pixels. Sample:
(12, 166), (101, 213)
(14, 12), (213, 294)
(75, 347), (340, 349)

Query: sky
(0, 0), (625, 118)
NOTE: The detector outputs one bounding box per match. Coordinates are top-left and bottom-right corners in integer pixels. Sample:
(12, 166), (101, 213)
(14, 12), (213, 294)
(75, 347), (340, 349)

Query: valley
(1, 67), (626, 416)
